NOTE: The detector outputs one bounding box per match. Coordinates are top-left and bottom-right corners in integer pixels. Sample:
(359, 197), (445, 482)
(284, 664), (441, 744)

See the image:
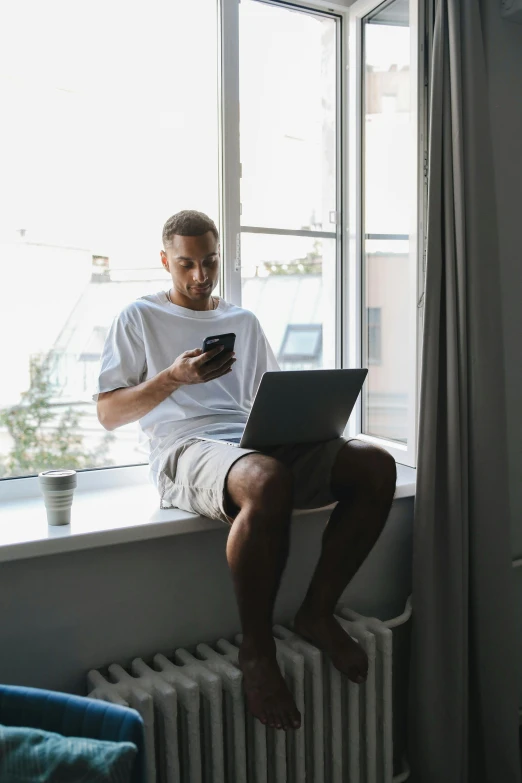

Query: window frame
(0, 0), (426, 491)
(219, 0), (242, 304)
(222, 0), (346, 370)
(224, 0), (426, 468)
(278, 323), (324, 366)
(344, 0), (426, 467)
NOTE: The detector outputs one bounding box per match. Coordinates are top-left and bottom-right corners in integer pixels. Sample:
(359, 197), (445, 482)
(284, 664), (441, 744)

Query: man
(96, 210), (396, 732)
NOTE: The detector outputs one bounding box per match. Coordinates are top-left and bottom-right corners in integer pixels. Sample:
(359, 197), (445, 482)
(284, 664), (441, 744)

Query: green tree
(0, 354), (114, 478)
(263, 240), (323, 276)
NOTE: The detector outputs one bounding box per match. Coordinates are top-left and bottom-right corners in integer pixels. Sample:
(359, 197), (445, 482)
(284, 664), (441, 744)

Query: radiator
(87, 609), (401, 783)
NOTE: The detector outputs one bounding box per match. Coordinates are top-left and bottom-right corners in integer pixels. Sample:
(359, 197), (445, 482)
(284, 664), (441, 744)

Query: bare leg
(225, 454), (301, 731)
(294, 441), (396, 682)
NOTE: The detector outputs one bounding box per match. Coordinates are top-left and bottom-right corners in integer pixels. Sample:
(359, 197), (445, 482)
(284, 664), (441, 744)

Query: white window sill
(0, 464), (416, 564)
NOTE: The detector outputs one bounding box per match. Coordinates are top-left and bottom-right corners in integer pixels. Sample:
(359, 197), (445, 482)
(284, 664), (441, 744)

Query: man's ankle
(295, 603), (333, 624)
(240, 632), (276, 658)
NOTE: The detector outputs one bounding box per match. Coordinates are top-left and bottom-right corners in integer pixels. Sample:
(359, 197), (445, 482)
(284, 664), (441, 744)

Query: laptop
(201, 369), (368, 449)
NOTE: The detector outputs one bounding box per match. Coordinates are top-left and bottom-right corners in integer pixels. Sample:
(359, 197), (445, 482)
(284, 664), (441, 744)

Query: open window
(0, 0), (425, 483)
(346, 0), (426, 466)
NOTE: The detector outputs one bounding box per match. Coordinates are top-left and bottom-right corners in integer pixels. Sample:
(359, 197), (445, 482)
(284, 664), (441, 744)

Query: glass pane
(239, 1), (337, 231)
(240, 233), (336, 370)
(282, 328), (322, 357)
(0, 0), (219, 478)
(362, 0), (411, 444)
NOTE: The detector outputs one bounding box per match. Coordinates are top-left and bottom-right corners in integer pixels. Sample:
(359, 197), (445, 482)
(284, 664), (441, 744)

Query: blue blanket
(0, 724), (137, 782)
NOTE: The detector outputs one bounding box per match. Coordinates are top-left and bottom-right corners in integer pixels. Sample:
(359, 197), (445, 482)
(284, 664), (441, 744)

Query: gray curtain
(409, 0), (521, 781)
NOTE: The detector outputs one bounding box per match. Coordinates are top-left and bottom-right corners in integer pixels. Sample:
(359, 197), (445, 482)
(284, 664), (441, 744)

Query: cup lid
(38, 469), (77, 486)
(39, 470), (76, 478)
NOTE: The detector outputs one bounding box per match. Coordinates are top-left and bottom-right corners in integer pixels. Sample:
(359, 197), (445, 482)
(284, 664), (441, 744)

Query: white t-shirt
(94, 291), (279, 482)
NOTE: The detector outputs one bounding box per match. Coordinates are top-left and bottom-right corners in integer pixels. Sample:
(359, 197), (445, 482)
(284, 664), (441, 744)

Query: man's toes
(254, 704), (300, 730)
(357, 660), (368, 679)
(283, 710), (296, 730)
(349, 666), (367, 684)
(357, 656), (368, 677)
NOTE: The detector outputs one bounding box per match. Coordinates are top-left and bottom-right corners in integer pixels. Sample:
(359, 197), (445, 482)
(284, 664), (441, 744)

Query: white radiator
(87, 609), (404, 783)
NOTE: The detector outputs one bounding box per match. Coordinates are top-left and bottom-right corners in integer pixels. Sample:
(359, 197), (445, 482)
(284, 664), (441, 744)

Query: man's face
(161, 231), (220, 307)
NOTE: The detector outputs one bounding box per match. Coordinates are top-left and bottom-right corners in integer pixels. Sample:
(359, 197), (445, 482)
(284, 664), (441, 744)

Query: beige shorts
(158, 436), (349, 523)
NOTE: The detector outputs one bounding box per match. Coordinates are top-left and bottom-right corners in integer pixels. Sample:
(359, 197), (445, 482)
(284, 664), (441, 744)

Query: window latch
(234, 232), (241, 272)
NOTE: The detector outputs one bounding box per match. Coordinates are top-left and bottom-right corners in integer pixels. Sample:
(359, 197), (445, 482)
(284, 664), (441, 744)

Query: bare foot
(294, 610), (368, 684)
(238, 641), (301, 731)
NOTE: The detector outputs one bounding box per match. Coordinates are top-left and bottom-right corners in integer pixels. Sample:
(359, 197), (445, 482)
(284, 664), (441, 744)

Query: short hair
(162, 210), (219, 248)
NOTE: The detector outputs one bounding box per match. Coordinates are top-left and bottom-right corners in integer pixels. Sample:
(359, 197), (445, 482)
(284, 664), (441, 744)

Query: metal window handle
(234, 232), (241, 272)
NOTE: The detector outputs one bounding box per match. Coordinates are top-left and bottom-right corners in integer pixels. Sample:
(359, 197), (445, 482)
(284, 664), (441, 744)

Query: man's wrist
(163, 366), (182, 391)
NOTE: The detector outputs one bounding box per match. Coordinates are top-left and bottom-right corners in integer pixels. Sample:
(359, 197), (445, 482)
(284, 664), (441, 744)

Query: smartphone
(202, 332), (236, 358)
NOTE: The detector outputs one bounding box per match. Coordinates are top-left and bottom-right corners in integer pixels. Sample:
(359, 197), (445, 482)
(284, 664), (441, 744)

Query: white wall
(0, 500), (413, 695)
(480, 1), (522, 556)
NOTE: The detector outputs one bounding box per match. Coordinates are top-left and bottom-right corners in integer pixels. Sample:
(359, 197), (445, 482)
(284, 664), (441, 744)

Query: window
(237, 0), (340, 370)
(0, 0), (424, 482)
(362, 0), (411, 445)
(348, 0), (423, 463)
(278, 325), (323, 370)
(0, 0), (219, 478)
(367, 308), (382, 364)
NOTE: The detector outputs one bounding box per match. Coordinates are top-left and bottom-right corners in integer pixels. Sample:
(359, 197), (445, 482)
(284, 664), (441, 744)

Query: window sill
(0, 464), (416, 564)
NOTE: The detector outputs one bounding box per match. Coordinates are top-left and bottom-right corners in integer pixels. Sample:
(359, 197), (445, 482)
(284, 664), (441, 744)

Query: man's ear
(160, 250), (169, 271)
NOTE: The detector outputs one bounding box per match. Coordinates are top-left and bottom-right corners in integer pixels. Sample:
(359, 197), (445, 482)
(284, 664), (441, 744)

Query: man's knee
(366, 444), (396, 486)
(332, 441), (396, 502)
(228, 454), (294, 515)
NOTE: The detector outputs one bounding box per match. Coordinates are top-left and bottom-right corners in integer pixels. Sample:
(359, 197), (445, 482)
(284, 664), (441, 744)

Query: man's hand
(168, 346), (236, 386)
(97, 346), (236, 431)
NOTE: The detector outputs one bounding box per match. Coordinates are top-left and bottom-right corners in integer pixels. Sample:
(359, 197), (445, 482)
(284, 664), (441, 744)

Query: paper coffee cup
(38, 470), (77, 526)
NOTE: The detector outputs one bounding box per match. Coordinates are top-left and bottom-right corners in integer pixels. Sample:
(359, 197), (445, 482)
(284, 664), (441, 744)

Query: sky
(0, 0), (409, 259)
(0, 0), (220, 263)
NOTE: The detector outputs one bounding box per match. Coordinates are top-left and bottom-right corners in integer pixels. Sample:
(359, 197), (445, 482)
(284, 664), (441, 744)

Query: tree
(0, 354), (114, 478)
(263, 239), (323, 276)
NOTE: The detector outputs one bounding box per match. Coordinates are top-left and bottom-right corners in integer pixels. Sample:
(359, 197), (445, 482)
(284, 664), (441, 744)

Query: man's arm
(97, 345), (235, 431)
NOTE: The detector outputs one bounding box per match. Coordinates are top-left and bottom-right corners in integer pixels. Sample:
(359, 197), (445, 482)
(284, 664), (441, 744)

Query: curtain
(408, 0), (521, 781)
